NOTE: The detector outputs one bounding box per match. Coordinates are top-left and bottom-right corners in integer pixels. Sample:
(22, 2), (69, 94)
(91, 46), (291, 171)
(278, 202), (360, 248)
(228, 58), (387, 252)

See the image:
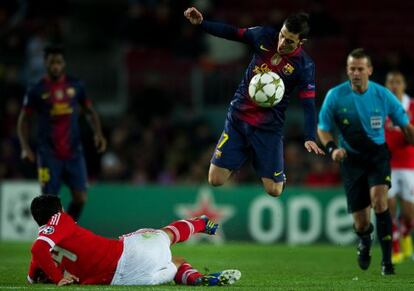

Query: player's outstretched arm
(401, 123), (414, 145)
(184, 7), (246, 43)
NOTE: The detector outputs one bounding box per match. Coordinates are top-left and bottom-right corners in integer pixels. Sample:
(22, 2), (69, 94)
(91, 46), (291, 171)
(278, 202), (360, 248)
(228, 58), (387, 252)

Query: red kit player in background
(17, 45), (107, 221)
(385, 71), (414, 264)
(27, 195), (241, 286)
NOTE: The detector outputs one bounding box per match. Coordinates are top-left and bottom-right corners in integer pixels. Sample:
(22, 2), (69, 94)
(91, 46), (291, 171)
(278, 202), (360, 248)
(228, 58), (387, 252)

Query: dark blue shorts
(211, 117), (284, 182)
(37, 151), (88, 195)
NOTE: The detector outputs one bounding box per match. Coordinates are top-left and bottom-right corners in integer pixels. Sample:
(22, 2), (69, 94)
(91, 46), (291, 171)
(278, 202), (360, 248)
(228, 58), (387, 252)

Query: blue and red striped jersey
(23, 75), (91, 159)
(202, 21), (316, 139)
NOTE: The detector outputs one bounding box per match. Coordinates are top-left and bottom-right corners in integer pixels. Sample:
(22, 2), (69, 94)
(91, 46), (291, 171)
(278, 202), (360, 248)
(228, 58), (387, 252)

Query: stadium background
(0, 0), (414, 243)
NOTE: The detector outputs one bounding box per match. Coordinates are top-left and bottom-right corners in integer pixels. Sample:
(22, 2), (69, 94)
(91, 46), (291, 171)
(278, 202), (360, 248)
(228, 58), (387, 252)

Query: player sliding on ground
(27, 195), (241, 286)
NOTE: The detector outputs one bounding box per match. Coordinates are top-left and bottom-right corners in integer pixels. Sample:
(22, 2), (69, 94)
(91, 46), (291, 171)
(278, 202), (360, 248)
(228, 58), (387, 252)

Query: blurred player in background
(17, 45), (107, 221)
(184, 7), (324, 197)
(27, 195), (241, 286)
(384, 71), (414, 264)
(318, 48), (414, 275)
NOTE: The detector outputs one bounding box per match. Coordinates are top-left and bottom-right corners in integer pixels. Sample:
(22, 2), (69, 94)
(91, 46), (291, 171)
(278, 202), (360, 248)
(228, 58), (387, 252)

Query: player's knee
(264, 182), (284, 197)
(72, 191), (87, 204)
(208, 174), (225, 187)
(208, 165), (231, 187)
(354, 222), (371, 233)
(73, 198), (87, 205)
(172, 256), (186, 268)
(372, 199), (388, 213)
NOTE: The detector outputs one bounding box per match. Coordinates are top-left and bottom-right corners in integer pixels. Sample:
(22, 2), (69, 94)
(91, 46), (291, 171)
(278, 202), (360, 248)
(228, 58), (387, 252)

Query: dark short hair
(283, 12), (310, 39)
(43, 44), (65, 59)
(31, 195), (62, 226)
(386, 70), (405, 80)
(347, 48), (372, 66)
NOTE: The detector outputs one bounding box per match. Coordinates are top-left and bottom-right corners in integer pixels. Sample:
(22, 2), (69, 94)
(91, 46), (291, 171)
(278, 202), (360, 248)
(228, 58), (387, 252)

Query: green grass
(1, 242), (414, 290)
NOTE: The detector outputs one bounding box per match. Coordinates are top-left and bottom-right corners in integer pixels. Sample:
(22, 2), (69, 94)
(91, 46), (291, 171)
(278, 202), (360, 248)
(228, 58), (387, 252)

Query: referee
(318, 48), (414, 275)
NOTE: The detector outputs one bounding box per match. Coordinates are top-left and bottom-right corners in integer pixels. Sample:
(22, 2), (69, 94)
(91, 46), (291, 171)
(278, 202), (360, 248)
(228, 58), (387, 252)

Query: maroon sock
(164, 218), (205, 244)
(174, 262), (203, 285)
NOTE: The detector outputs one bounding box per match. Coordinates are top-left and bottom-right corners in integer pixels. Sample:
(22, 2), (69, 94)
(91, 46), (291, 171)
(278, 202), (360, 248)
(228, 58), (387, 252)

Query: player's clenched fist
(94, 134), (107, 153)
(21, 147), (35, 163)
(332, 148), (347, 162)
(184, 7), (203, 25)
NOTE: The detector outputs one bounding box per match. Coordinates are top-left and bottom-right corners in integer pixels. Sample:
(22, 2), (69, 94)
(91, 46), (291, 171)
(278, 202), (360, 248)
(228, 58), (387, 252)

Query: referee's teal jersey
(318, 81), (409, 153)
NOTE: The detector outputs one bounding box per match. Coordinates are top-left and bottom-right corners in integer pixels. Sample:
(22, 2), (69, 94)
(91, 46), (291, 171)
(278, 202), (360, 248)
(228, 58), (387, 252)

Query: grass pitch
(1, 242), (414, 290)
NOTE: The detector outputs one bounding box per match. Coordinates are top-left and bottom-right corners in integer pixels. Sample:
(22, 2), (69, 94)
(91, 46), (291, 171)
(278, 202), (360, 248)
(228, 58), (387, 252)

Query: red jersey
(385, 94), (414, 169)
(28, 212), (123, 285)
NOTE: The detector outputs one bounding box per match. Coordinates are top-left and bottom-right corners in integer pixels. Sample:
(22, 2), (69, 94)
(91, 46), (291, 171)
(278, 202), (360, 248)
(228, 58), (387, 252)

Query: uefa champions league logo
(6, 192), (33, 234)
(0, 182), (39, 241)
(41, 226), (55, 235)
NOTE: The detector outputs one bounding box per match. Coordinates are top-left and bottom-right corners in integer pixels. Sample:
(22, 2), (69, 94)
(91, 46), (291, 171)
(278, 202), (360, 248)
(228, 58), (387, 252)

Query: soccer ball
(248, 72), (285, 107)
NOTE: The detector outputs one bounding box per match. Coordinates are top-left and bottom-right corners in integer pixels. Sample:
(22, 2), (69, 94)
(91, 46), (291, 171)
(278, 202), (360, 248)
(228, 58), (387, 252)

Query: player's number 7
(217, 132), (229, 149)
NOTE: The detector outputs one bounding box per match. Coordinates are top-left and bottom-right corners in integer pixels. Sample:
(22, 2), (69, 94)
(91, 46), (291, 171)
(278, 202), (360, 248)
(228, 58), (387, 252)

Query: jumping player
(17, 45), (107, 221)
(184, 7), (324, 197)
(27, 195), (241, 286)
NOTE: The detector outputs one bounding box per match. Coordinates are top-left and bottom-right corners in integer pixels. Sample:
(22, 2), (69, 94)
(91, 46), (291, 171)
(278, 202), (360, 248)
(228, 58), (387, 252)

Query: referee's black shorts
(340, 144), (391, 213)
